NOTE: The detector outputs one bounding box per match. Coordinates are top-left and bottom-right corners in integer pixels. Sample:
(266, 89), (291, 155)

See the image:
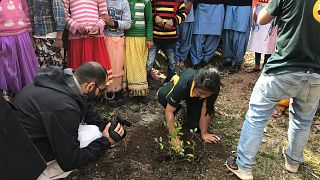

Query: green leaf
(159, 136), (163, 142)
(187, 141), (191, 145)
(194, 128), (198, 132)
(190, 129), (194, 133)
(154, 138), (158, 143)
(160, 143), (164, 150)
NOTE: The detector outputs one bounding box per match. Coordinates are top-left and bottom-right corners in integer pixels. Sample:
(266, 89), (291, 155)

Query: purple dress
(0, 0), (39, 94)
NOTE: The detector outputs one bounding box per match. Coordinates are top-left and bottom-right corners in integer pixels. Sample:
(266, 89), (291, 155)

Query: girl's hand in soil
(103, 123), (125, 145)
(171, 137), (183, 152)
(201, 133), (220, 143)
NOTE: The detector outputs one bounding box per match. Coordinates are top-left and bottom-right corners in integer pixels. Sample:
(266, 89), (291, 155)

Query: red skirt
(68, 37), (112, 81)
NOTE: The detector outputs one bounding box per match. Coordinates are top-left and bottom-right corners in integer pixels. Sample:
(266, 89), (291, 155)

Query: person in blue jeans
(225, 0), (320, 179)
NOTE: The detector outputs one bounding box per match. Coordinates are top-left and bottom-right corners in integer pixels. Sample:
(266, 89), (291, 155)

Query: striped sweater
(125, 0), (153, 41)
(152, 0), (186, 43)
(63, 0), (108, 39)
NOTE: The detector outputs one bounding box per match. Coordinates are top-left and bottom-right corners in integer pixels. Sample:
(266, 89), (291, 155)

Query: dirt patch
(69, 54), (320, 180)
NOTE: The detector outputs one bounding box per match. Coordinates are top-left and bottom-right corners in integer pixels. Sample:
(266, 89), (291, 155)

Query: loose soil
(69, 54), (320, 180)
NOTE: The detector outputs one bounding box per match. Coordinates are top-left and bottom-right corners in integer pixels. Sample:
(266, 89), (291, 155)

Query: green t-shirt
(263, 0), (320, 74)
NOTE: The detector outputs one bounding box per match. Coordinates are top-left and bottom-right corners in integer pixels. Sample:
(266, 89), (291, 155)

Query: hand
(164, 19), (173, 30)
(89, 26), (100, 36)
(155, 16), (164, 28)
(146, 40), (154, 49)
(77, 25), (87, 34)
(53, 38), (63, 52)
(102, 14), (115, 26)
(201, 133), (220, 143)
(185, 2), (193, 14)
(102, 123), (125, 145)
(171, 137), (183, 153)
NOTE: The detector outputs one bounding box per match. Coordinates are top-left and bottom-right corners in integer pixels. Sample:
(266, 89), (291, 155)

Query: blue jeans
(147, 42), (176, 82)
(236, 71), (320, 171)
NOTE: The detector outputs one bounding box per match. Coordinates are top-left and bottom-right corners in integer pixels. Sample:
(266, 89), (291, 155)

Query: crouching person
(157, 66), (221, 148)
(12, 62), (126, 179)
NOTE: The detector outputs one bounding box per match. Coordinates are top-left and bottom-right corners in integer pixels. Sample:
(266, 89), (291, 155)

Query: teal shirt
(263, 0), (320, 75)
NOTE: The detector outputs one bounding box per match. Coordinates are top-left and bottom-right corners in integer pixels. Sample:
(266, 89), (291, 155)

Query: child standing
(222, 0), (252, 73)
(147, 0), (187, 83)
(63, 0), (112, 78)
(0, 0), (39, 98)
(246, 0), (277, 72)
(102, 0), (131, 107)
(124, 0), (153, 101)
(27, 0), (66, 67)
(190, 0), (225, 68)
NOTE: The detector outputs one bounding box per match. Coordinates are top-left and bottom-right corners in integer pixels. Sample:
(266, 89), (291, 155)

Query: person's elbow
(257, 9), (274, 25)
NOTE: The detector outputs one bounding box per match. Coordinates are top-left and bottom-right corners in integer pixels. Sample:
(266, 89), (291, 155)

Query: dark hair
(74, 62), (108, 86)
(193, 66), (221, 116)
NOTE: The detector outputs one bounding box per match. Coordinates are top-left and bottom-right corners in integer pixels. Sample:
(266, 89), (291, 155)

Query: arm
(21, 0), (32, 33)
(52, 0), (66, 32)
(165, 104), (177, 136)
(199, 101), (219, 143)
(257, 7), (275, 25)
(113, 0), (132, 30)
(145, 0), (154, 47)
(62, 0), (80, 34)
(43, 108), (111, 171)
(172, 0), (187, 26)
(164, 104), (182, 148)
(96, 0), (108, 34)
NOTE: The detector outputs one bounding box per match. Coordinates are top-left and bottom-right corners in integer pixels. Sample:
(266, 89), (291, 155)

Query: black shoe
(228, 64), (241, 73)
(220, 59), (233, 69)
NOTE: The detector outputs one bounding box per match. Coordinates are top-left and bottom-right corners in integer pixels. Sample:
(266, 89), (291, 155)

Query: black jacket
(13, 67), (111, 171)
(0, 96), (46, 180)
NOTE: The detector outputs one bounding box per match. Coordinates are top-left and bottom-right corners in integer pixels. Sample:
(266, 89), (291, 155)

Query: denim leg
(163, 43), (176, 82)
(255, 53), (261, 66)
(146, 43), (159, 73)
(191, 34), (205, 65)
(203, 35), (221, 63)
(285, 73), (320, 165)
(236, 72), (320, 171)
(236, 74), (280, 171)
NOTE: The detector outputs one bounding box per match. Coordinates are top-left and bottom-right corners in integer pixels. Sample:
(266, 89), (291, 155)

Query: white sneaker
(225, 156), (254, 180)
(282, 147), (299, 173)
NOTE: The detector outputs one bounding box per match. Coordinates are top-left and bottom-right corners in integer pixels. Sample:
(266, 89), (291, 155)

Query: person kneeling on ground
(13, 62), (126, 179)
(157, 66), (221, 148)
